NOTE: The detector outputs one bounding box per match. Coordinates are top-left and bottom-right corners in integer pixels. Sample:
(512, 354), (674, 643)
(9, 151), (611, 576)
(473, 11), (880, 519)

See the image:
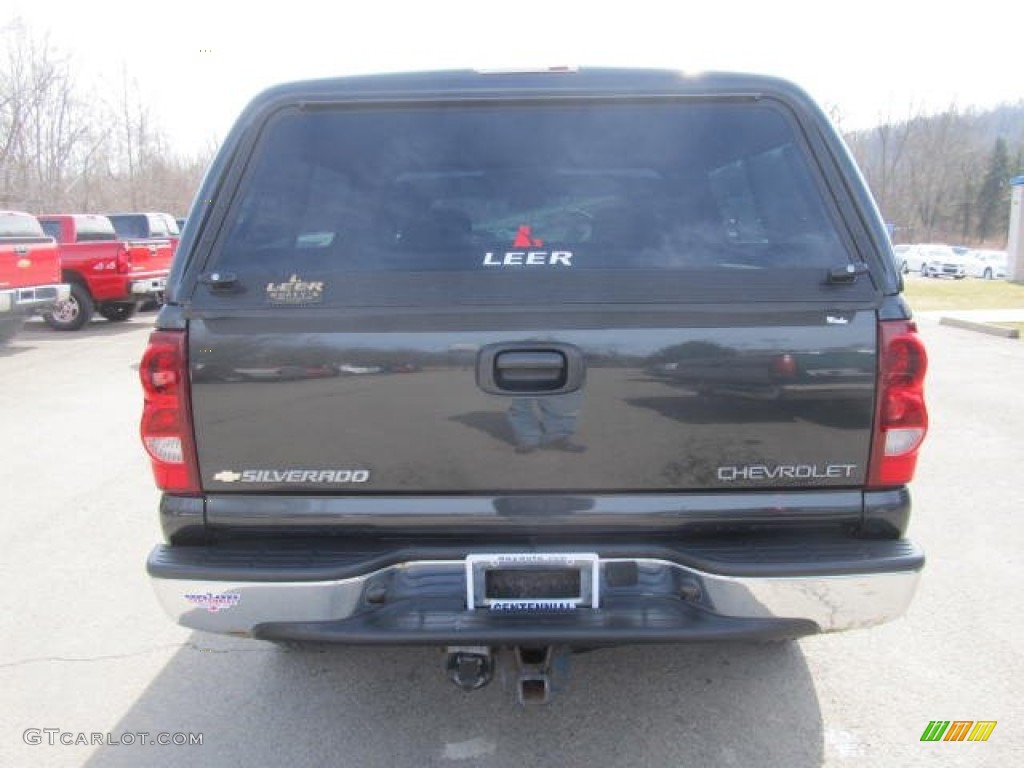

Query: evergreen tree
(976, 138), (1010, 240)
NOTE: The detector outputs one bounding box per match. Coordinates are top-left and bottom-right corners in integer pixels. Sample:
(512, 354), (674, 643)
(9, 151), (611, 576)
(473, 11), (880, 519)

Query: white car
(899, 244), (967, 278)
(966, 249), (1007, 280)
(892, 244), (910, 272)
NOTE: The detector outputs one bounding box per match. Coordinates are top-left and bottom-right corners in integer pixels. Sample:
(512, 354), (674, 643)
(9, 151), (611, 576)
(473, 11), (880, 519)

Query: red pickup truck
(38, 214), (172, 331)
(0, 211), (69, 342)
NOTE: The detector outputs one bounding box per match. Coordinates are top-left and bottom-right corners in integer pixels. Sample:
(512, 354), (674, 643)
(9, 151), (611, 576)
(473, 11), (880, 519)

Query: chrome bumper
(130, 277), (166, 295)
(0, 283), (70, 314)
(151, 555), (922, 638)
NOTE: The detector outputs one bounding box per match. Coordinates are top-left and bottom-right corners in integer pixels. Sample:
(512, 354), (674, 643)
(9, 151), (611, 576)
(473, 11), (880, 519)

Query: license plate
(465, 553), (599, 611)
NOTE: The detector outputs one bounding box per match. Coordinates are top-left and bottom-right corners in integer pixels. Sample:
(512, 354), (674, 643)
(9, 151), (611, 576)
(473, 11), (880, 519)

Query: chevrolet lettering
(142, 68), (929, 705)
(717, 464), (859, 482)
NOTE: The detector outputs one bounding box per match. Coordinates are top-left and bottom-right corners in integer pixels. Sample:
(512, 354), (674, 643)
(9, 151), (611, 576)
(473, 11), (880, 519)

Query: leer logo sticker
(265, 274), (324, 304)
(483, 225), (572, 267)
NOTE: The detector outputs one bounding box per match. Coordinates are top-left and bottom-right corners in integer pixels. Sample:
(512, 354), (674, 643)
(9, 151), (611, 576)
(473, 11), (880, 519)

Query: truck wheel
(919, 264), (928, 277)
(44, 282), (94, 331)
(984, 267), (993, 280)
(99, 302), (138, 322)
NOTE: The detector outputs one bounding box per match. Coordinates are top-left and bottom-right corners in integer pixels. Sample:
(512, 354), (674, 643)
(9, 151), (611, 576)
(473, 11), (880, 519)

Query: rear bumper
(148, 537), (924, 644)
(0, 283), (70, 314)
(129, 276), (167, 296)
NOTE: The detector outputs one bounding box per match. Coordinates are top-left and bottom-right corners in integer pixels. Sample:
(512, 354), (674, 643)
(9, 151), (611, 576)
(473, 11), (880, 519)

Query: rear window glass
(73, 216), (117, 241)
(148, 215), (170, 237)
(0, 213), (45, 239)
(210, 102), (854, 302)
(108, 215), (151, 239)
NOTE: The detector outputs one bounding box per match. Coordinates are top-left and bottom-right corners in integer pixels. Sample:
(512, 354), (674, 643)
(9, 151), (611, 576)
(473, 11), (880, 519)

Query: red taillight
(772, 353), (798, 378)
(117, 246), (133, 274)
(140, 330), (200, 493)
(868, 320), (929, 488)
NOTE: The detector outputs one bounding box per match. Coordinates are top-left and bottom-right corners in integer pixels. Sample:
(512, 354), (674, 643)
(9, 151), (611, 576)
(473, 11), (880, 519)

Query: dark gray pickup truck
(141, 68), (928, 702)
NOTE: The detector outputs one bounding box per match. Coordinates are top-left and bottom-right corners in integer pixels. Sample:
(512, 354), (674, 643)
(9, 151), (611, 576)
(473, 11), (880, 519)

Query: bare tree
(0, 20), (96, 210)
(1, 19), (210, 215)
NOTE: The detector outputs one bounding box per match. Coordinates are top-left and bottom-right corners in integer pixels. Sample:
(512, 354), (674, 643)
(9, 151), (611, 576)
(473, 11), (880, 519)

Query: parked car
(925, 250), (969, 279)
(900, 244), (967, 278)
(896, 244), (929, 274)
(892, 243), (910, 272)
(966, 249), (1008, 280)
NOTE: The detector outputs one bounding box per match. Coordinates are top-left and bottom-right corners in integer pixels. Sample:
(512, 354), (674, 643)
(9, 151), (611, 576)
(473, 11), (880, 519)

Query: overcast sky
(7, 0), (1023, 154)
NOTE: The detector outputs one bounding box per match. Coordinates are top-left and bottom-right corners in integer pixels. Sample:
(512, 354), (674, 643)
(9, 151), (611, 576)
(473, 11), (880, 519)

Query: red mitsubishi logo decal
(512, 225), (543, 248)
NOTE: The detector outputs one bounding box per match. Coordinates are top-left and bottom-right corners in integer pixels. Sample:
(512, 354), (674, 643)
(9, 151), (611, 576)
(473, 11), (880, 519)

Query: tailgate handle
(497, 351), (565, 389)
(477, 343), (586, 395)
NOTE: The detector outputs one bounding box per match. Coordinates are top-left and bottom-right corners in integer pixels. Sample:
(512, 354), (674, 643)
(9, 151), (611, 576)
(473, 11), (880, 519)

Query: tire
(900, 260), (909, 274)
(99, 302), (138, 322)
(44, 282), (94, 331)
(984, 268), (993, 280)
(920, 264), (928, 277)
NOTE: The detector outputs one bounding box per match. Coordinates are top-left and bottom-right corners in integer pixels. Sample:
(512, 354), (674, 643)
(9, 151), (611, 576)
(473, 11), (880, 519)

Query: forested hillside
(845, 102), (1024, 246)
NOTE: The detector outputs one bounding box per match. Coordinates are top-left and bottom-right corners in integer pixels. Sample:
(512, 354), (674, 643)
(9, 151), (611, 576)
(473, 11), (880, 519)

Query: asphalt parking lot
(1, 313), (1021, 767)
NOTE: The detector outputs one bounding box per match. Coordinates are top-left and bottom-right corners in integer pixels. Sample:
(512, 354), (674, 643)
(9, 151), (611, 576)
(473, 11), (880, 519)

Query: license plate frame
(465, 553), (600, 611)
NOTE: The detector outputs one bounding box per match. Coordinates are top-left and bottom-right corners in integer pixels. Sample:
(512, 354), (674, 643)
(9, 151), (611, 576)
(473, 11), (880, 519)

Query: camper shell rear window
(205, 100), (862, 305)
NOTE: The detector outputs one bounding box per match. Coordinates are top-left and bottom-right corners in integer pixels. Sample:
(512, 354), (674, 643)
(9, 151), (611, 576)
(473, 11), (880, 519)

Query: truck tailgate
(0, 239), (60, 289)
(125, 239), (173, 275)
(189, 299), (876, 493)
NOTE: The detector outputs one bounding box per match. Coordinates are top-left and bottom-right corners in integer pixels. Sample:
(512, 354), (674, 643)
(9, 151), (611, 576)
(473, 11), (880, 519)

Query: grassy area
(901, 276), (1024, 311)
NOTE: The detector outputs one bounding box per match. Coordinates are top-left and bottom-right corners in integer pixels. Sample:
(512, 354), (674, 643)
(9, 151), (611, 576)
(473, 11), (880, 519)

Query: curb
(939, 317), (1020, 338)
